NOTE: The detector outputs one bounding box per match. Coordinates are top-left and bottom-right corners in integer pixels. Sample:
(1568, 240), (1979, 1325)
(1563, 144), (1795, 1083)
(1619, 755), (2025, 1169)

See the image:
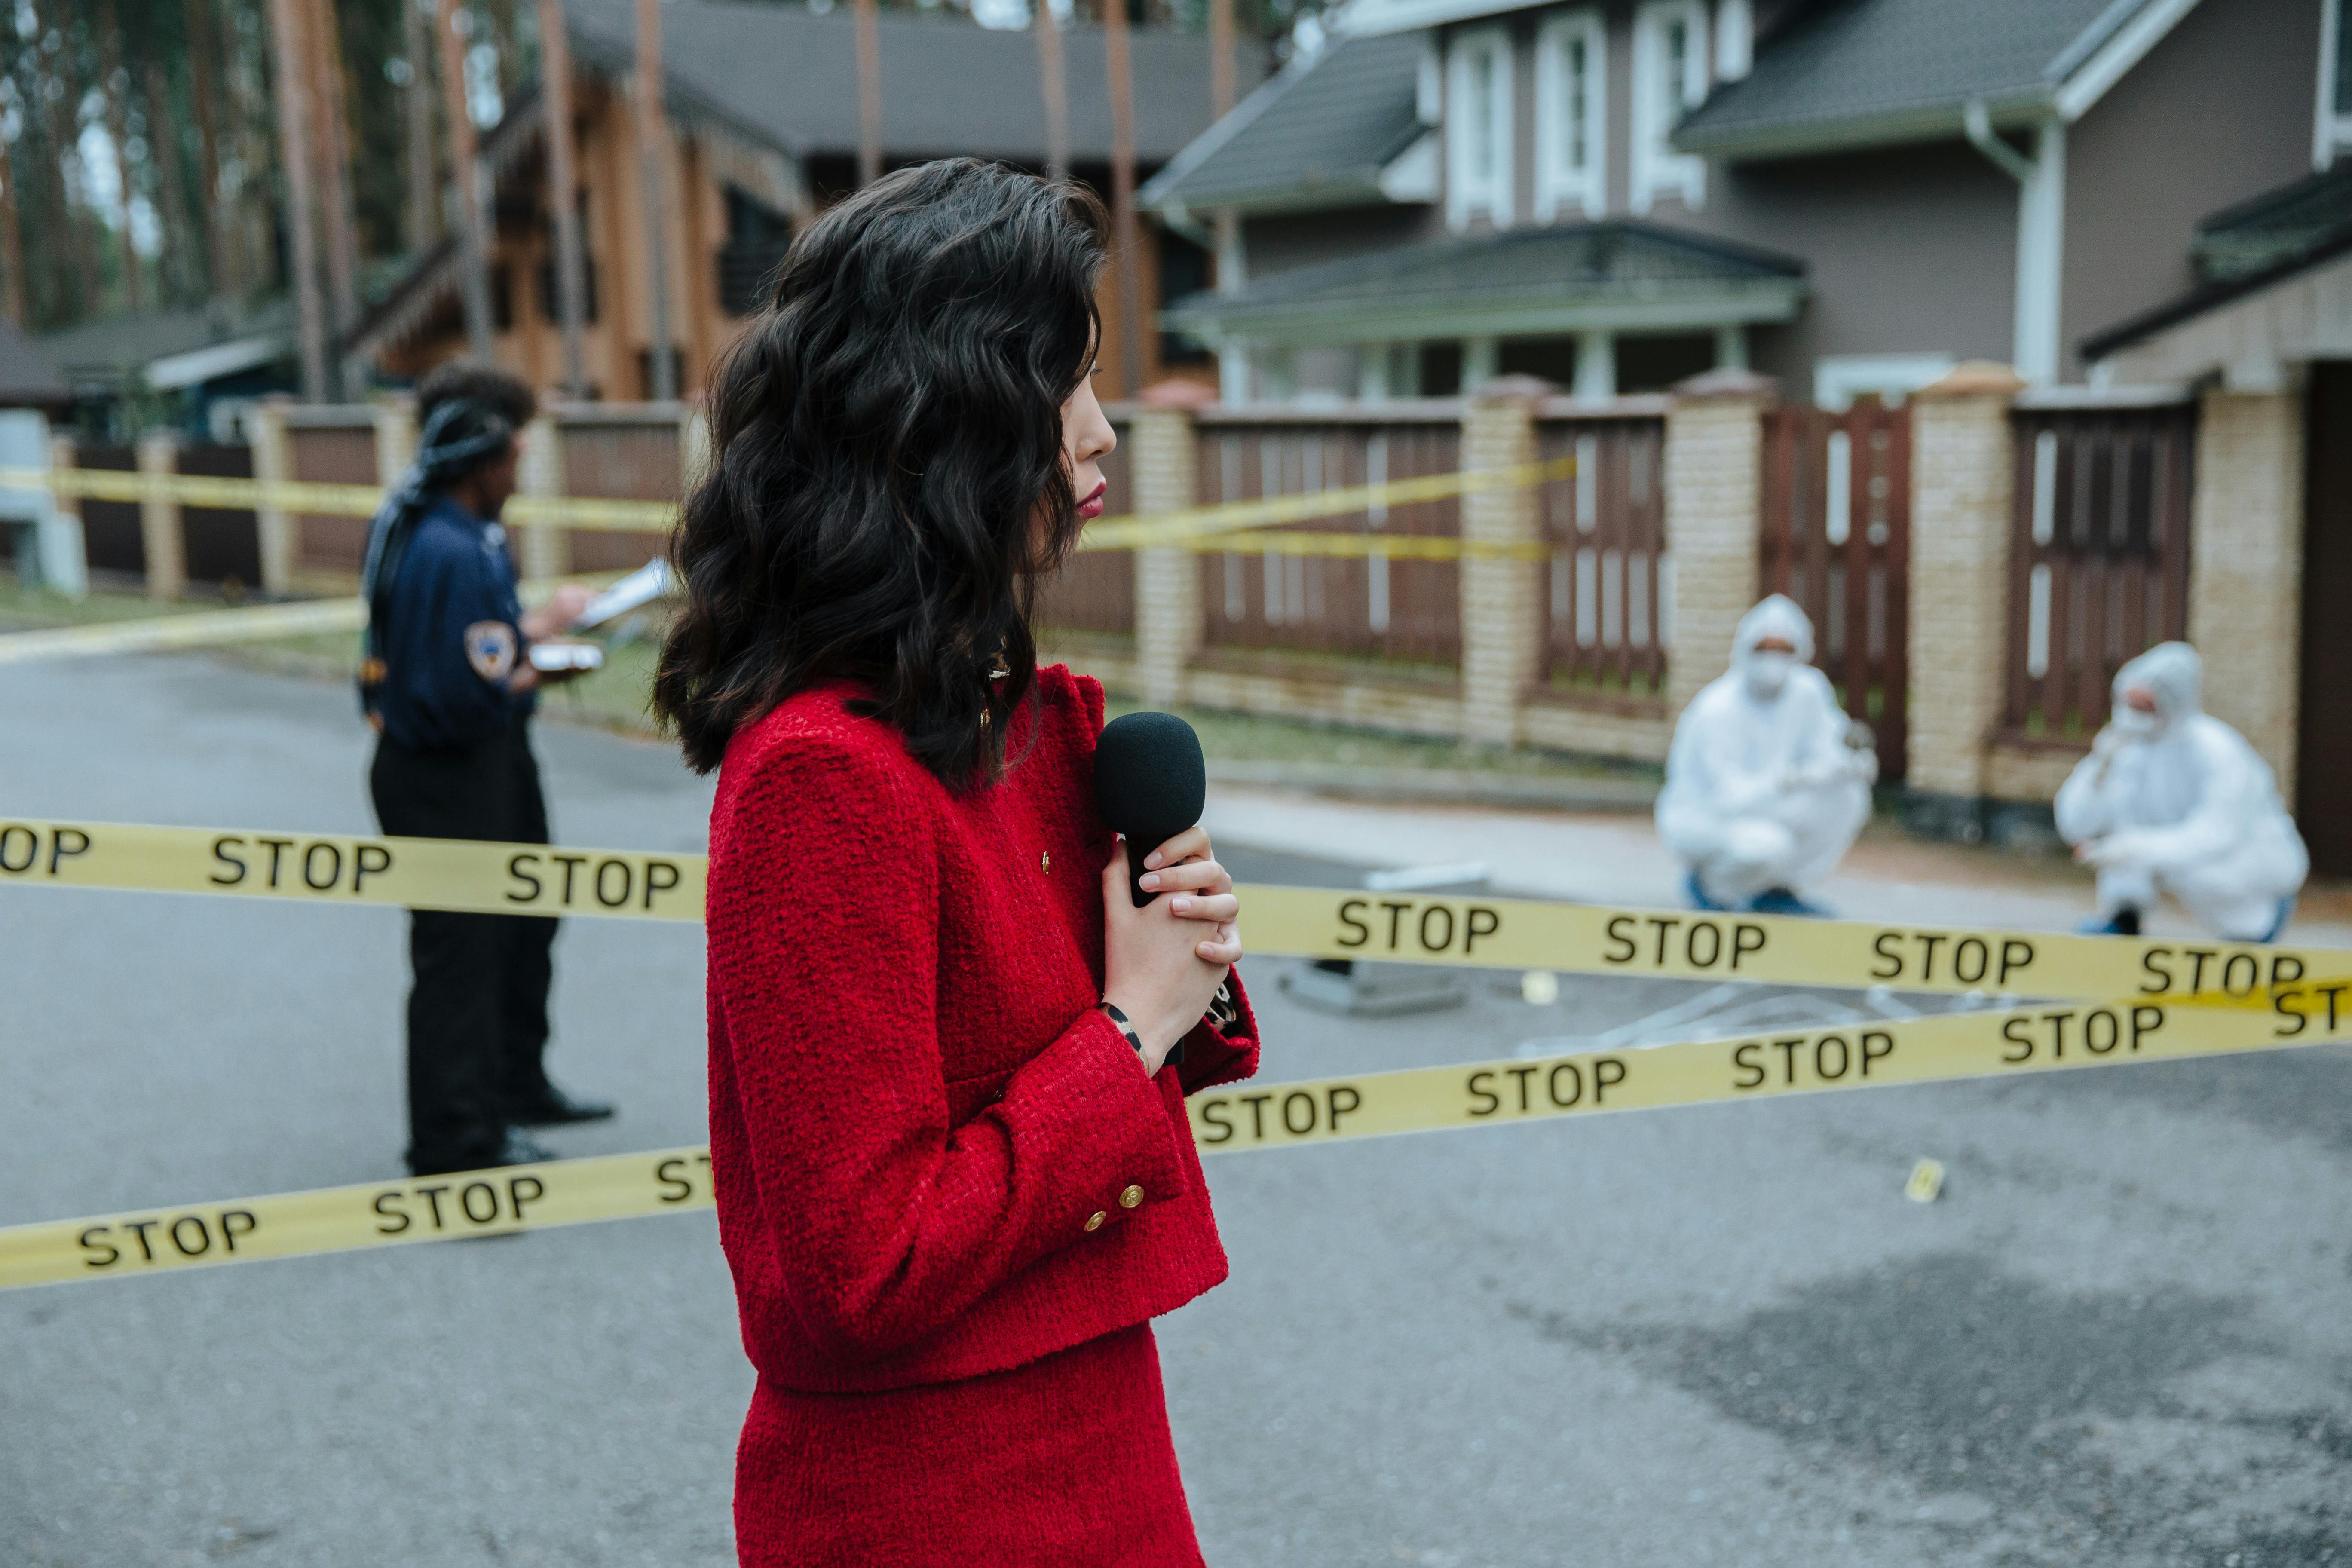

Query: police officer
(359, 363), (612, 1176)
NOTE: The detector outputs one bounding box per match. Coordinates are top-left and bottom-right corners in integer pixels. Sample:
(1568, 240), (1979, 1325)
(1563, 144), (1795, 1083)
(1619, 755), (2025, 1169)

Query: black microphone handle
(1125, 834), (1161, 909)
(1121, 833), (1189, 1068)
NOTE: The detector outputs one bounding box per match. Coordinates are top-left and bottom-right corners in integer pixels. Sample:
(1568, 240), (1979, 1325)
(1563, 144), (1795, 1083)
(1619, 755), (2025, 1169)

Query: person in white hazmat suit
(2055, 642), (2305, 940)
(1656, 595), (1876, 916)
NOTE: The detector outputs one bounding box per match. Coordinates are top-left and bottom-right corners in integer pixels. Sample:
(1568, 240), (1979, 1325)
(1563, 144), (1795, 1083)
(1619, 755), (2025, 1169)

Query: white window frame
(2317, 0), (2352, 168)
(1631, 0), (1708, 214)
(1812, 353), (1956, 412)
(1534, 9), (1607, 221)
(1445, 25), (1515, 233)
(1715, 0), (1753, 81)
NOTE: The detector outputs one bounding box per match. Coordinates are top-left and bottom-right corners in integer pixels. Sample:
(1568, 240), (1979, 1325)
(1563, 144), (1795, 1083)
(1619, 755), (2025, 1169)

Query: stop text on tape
(3, 814), (2345, 999)
(0, 817), (701, 920)
(6, 987), (2345, 1292)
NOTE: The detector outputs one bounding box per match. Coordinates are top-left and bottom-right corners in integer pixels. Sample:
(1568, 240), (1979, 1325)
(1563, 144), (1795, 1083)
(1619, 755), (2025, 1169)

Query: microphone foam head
(1092, 711), (1207, 845)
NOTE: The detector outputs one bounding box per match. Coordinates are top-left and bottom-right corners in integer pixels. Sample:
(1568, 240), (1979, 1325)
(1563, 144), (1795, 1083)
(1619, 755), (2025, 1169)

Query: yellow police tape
(0, 456), (1576, 553)
(0, 571), (629, 666)
(0, 816), (703, 920)
(0, 813), (2340, 1003)
(6, 989), (2346, 1292)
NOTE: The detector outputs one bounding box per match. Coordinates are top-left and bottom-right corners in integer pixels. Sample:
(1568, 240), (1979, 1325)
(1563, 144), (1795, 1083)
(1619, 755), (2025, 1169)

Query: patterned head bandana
(357, 397), (519, 720)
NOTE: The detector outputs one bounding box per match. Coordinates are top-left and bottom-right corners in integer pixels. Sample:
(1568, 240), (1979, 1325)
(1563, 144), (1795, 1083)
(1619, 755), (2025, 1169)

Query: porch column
(1218, 343), (1251, 404)
(1574, 330), (1617, 398)
(39, 430), (88, 597)
(1663, 368), (1775, 720)
(1461, 336), (1500, 392)
(136, 429), (185, 602)
(1904, 361), (2026, 828)
(1459, 376), (1547, 744)
(251, 398), (296, 595)
(2188, 384), (2305, 800)
(1712, 324), (1748, 371)
(1131, 379), (1212, 708)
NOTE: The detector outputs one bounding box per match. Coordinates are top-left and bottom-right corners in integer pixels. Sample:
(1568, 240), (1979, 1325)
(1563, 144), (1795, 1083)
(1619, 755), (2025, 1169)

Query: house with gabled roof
(352, 0), (1265, 400)
(1146, 0), (2320, 404)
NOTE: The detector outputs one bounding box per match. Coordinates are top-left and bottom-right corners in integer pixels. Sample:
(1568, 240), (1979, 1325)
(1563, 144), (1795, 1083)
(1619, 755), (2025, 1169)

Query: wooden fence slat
(1758, 401), (1911, 782)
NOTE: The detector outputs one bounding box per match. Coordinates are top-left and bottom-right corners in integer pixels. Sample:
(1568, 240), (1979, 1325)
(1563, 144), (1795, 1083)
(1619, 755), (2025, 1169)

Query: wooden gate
(1759, 401), (1911, 783)
(2001, 400), (2194, 743)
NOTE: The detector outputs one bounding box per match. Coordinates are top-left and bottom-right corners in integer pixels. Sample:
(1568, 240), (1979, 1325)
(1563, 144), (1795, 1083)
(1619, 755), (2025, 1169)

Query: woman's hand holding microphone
(1099, 826), (1243, 1074)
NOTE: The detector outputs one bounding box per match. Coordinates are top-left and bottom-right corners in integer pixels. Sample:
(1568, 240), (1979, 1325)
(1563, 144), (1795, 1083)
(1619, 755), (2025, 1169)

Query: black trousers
(370, 720), (558, 1168)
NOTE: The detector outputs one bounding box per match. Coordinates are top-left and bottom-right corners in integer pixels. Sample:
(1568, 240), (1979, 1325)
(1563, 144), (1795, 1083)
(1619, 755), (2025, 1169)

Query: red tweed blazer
(704, 666), (1259, 1395)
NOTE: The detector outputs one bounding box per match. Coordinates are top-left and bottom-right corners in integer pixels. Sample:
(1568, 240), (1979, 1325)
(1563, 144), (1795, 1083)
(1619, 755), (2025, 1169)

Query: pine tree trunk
(97, 0), (148, 313)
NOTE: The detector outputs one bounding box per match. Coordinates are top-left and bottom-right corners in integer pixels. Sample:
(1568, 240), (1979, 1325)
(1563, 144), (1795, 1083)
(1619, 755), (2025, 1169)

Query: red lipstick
(1078, 480), (1108, 521)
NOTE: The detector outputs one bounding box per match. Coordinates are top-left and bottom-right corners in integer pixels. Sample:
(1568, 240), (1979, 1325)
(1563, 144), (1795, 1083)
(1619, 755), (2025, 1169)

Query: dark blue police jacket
(372, 495), (538, 751)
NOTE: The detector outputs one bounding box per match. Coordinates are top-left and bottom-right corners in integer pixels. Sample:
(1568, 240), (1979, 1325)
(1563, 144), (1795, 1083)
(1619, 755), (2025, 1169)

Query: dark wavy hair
(654, 159), (1108, 783)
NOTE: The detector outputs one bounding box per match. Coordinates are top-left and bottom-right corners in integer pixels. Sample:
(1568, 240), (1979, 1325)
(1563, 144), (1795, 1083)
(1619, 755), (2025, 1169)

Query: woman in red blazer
(655, 159), (1259, 1566)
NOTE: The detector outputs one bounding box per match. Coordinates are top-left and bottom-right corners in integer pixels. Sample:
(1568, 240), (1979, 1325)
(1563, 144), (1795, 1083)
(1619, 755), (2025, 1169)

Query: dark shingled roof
(2083, 163), (2352, 361)
(1165, 220), (1804, 332)
(566, 0), (1263, 165)
(1140, 31), (1426, 214)
(2191, 162), (2352, 281)
(0, 319), (70, 406)
(1675, 0), (2138, 158)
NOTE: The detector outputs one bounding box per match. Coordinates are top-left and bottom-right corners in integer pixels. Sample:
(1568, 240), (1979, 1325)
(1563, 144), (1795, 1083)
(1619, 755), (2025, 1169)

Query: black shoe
(503, 1085), (616, 1126)
(406, 1128), (559, 1177)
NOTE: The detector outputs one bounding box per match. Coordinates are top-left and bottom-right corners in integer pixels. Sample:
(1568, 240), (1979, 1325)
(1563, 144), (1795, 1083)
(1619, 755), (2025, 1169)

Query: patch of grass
(216, 625), (668, 738)
(1, 581), (1648, 781)
(1101, 694), (1657, 781)
(0, 578), (224, 631)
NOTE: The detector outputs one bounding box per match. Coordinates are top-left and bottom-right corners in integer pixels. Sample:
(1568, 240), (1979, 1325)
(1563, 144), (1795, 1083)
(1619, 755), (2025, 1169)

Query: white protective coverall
(1656, 595), (1875, 910)
(2054, 642), (2307, 940)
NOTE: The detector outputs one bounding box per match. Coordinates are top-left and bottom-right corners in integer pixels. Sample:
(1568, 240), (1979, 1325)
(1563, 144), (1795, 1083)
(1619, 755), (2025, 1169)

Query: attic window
(1536, 9), (1606, 221)
(1446, 26), (1513, 232)
(1632, 0), (1708, 214)
(2318, 0), (2352, 167)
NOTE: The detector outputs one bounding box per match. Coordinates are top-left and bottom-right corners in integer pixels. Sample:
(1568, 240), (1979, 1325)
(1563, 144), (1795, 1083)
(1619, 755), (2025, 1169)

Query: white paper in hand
(573, 559), (675, 629)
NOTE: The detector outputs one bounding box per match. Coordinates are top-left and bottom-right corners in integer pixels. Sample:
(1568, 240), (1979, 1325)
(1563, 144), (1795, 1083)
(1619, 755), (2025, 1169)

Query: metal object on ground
(1281, 862), (1491, 1017)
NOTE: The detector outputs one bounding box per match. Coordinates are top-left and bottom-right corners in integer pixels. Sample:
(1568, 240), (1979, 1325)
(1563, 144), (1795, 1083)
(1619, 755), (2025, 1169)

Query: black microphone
(1093, 711), (1207, 908)
(1093, 712), (1209, 1070)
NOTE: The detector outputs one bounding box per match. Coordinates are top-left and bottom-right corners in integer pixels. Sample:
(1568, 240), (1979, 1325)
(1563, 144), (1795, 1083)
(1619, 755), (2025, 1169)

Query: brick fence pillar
(136, 429), (184, 601)
(1663, 368), (1776, 720)
(2188, 384), (2304, 802)
(518, 413), (569, 582)
(370, 396), (418, 490)
(1904, 361), (2027, 828)
(1459, 376), (1550, 744)
(250, 398), (296, 595)
(1130, 380), (1212, 710)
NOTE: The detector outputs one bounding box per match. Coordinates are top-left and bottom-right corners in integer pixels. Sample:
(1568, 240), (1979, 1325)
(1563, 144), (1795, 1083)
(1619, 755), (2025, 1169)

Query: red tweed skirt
(733, 1323), (1204, 1566)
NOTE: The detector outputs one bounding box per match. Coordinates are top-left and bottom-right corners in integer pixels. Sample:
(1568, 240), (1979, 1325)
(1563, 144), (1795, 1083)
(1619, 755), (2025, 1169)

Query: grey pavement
(2, 654), (2349, 1567)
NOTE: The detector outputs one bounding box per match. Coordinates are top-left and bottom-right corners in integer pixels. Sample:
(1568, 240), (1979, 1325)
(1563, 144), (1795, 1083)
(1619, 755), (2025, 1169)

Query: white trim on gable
(1534, 9), (1607, 221)
(2051, 0), (2205, 122)
(1631, 0), (1708, 214)
(1381, 131), (1442, 201)
(1341, 0), (1526, 41)
(1445, 25), (1515, 232)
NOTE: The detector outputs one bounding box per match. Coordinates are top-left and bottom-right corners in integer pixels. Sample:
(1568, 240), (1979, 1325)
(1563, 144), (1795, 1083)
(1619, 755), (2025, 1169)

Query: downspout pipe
(1963, 97), (2036, 184)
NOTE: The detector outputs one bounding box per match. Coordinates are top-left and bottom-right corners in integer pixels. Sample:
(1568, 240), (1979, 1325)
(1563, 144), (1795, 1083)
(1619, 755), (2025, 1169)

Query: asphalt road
(2, 654), (2348, 1567)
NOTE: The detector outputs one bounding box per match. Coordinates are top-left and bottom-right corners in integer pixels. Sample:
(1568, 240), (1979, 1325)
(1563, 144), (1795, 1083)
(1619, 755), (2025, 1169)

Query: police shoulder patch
(464, 620), (519, 683)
